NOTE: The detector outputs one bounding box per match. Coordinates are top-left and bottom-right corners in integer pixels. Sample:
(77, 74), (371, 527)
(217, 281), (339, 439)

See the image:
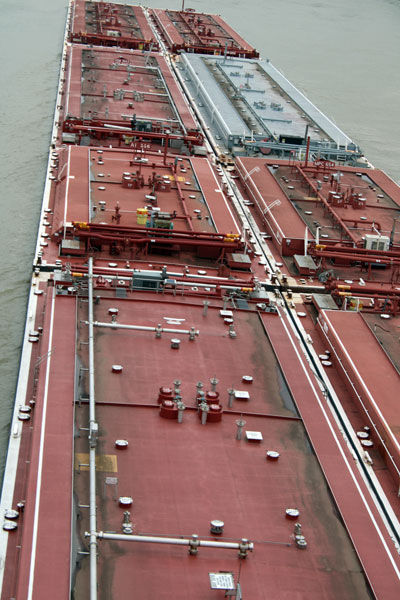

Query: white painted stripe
(276, 308), (400, 582)
(236, 158), (285, 238)
(27, 287), (57, 599)
(204, 161), (241, 234)
(322, 311), (400, 456)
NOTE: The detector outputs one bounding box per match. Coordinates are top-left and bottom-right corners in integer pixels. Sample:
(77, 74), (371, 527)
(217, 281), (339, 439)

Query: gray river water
(0, 0), (399, 479)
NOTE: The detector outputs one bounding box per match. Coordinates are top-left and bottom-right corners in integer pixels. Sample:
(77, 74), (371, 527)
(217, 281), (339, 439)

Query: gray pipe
(90, 322), (199, 337)
(96, 531), (253, 552)
(88, 258), (98, 600)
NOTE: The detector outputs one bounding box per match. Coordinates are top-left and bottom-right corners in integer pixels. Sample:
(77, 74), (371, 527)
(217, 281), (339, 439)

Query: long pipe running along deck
(88, 257), (98, 600)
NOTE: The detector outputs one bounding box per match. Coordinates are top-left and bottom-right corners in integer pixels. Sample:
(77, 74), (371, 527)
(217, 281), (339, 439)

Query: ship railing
(241, 139), (363, 161)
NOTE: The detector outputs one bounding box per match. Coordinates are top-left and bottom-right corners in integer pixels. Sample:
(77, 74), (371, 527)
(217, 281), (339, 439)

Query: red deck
(47, 147), (240, 267)
(63, 44), (200, 148)
(236, 157), (313, 256)
(317, 309), (400, 478)
(236, 157), (400, 258)
(70, 1), (157, 50)
(4, 277), (400, 598)
(69, 292), (399, 598)
(150, 9), (259, 58)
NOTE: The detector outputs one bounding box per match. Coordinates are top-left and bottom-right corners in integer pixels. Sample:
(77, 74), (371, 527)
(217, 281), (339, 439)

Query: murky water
(0, 0), (399, 480)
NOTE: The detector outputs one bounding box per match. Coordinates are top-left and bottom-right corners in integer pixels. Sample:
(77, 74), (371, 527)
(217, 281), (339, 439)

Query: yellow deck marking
(75, 453), (118, 472)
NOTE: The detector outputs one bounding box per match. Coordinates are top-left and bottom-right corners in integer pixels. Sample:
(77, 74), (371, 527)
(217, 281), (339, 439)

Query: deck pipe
(89, 322), (199, 337)
(70, 229), (238, 249)
(95, 531), (253, 554)
(69, 264), (253, 287)
(173, 176), (195, 232)
(66, 122), (200, 145)
(88, 257), (98, 600)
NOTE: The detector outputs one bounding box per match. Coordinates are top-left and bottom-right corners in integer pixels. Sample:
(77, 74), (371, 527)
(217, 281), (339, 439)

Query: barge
(1, 2), (400, 599)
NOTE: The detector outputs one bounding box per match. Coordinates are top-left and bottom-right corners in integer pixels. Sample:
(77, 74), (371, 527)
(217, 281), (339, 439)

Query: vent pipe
(210, 377), (219, 392)
(236, 418), (246, 440)
(227, 388), (235, 409)
(199, 401), (209, 424)
(177, 401), (186, 423)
